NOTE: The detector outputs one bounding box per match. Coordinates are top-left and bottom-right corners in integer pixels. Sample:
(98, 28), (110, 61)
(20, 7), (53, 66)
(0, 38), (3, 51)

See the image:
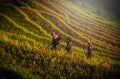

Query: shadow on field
(0, 67), (22, 79)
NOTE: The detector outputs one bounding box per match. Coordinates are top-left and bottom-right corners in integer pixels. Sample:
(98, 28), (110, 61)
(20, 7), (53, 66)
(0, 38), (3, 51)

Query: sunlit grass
(55, 0), (119, 28)
(0, 0), (120, 79)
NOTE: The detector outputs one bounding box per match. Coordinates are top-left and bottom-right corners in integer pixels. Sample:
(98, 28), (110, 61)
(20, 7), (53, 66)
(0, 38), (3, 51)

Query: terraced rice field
(0, 0), (120, 79)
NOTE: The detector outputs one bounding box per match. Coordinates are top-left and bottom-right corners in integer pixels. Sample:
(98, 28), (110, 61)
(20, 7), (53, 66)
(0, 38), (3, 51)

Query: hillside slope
(0, 0), (120, 79)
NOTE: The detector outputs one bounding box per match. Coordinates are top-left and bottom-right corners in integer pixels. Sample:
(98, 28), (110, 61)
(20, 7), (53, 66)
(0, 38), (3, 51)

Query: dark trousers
(87, 51), (92, 58)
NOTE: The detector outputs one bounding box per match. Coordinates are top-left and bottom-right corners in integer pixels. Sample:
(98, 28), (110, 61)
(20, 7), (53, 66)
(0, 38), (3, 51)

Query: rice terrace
(0, 0), (120, 79)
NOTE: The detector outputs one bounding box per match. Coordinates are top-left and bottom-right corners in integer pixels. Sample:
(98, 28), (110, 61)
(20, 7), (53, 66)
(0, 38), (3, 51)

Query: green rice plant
(0, 0), (120, 79)
(0, 4), (50, 38)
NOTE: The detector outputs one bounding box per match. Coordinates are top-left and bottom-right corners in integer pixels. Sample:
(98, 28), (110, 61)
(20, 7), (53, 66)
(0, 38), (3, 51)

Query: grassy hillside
(0, 0), (120, 79)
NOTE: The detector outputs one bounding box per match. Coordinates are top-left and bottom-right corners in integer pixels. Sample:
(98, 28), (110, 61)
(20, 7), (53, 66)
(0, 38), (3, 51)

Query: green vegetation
(0, 0), (120, 79)
(55, 0), (120, 29)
